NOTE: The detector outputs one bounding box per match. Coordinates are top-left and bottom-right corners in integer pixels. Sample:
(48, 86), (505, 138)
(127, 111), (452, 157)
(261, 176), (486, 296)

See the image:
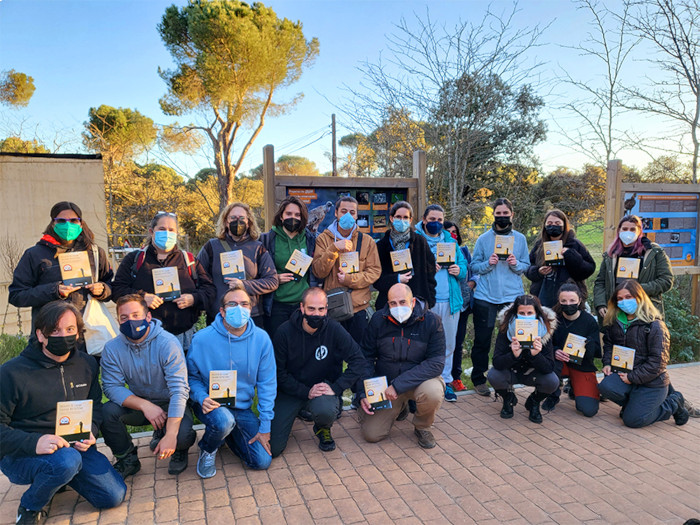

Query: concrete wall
(0, 153), (107, 336)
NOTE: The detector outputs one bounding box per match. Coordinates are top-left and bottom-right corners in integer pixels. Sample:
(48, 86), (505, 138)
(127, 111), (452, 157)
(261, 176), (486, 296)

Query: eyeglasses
(53, 218), (82, 225)
(224, 301), (251, 309)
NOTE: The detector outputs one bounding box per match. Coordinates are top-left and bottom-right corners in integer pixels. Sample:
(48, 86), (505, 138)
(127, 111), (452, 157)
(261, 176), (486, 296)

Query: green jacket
(593, 242), (673, 316)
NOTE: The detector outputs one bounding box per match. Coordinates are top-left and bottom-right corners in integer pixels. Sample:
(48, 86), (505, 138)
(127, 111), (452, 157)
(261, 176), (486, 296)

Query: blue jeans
(598, 373), (672, 428)
(0, 446), (126, 511)
(193, 405), (271, 470)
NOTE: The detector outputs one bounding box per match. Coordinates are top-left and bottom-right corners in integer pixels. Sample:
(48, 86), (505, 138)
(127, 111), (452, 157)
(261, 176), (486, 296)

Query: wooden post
(604, 159), (622, 251)
(263, 145), (275, 231)
(413, 150), (427, 215)
(331, 114), (337, 177)
(692, 274), (699, 318)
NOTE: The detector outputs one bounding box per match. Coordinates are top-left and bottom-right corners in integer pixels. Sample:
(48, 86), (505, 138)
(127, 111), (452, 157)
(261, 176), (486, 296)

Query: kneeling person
(359, 284), (445, 449)
(101, 294), (195, 477)
(270, 288), (367, 456)
(187, 285), (276, 478)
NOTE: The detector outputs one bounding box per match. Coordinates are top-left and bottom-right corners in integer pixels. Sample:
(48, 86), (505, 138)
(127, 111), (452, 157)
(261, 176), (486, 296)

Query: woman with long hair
(598, 280), (689, 428)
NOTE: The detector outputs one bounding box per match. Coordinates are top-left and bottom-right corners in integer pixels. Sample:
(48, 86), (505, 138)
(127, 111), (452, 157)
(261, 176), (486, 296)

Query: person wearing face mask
(312, 196), (381, 344)
(487, 295), (559, 424)
(9, 201), (114, 341)
(359, 284), (446, 449)
(100, 294), (195, 478)
(469, 198), (530, 396)
(594, 215), (673, 320)
(260, 196), (322, 338)
(269, 288), (367, 456)
(186, 286), (276, 477)
(543, 284), (601, 416)
(598, 280), (689, 428)
(112, 211), (216, 352)
(198, 202), (278, 327)
(374, 201), (437, 311)
(525, 210), (596, 308)
(0, 301), (126, 524)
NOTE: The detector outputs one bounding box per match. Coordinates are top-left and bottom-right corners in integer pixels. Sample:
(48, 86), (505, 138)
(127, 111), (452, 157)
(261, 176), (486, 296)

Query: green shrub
(663, 287), (700, 363)
(0, 334), (27, 365)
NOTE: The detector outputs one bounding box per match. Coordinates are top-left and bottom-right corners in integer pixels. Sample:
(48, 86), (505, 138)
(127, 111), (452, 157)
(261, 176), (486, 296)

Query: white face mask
(390, 306), (412, 323)
(619, 230), (639, 246)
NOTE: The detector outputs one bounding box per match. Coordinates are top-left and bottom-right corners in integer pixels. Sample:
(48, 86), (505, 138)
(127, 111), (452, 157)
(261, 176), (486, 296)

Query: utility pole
(332, 113), (337, 176)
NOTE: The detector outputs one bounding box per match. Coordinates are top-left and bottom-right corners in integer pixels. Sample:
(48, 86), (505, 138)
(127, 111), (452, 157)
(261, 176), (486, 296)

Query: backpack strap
(356, 230), (363, 256)
(184, 251), (198, 283)
(131, 249), (146, 279)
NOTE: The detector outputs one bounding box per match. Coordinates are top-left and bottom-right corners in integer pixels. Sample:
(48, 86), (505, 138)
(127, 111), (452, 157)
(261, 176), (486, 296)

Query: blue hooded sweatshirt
(187, 313), (277, 433)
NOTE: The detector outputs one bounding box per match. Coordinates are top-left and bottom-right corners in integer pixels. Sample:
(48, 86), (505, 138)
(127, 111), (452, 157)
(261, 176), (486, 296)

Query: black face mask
(561, 303), (579, 316)
(494, 216), (512, 229)
(46, 334), (77, 356)
(545, 225), (563, 237)
(304, 314), (326, 329)
(282, 218), (301, 233)
(229, 218), (247, 237)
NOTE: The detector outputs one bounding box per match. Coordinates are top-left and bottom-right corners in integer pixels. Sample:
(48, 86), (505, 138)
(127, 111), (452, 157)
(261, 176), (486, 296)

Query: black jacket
(272, 309), (368, 400)
(603, 318), (669, 388)
(112, 245), (216, 335)
(525, 232), (596, 307)
(551, 311), (601, 373)
(0, 341), (103, 459)
(492, 306), (558, 375)
(9, 235), (113, 332)
(374, 230), (437, 310)
(360, 299), (445, 395)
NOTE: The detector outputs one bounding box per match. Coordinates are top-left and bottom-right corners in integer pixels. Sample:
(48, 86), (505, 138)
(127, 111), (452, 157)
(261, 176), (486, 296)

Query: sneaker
(414, 428), (436, 449)
(671, 392), (689, 426)
(350, 394), (359, 410)
(113, 449), (141, 479)
(684, 398), (700, 418)
(444, 384), (457, 403)
(297, 409), (313, 422)
(525, 393), (543, 424)
(16, 505), (47, 524)
(451, 379), (467, 392)
(313, 425), (336, 452)
(196, 448), (217, 479)
(168, 449), (189, 475)
(396, 403), (409, 421)
(474, 383), (491, 396)
(541, 395), (560, 412)
(149, 428), (165, 452)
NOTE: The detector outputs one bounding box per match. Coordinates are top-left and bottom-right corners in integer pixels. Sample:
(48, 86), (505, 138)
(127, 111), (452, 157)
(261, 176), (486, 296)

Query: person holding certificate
(525, 209), (596, 307)
(598, 280), (689, 428)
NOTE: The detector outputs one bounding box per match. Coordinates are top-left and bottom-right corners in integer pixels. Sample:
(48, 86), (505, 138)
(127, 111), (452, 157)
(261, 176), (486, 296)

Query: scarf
(390, 228), (411, 251)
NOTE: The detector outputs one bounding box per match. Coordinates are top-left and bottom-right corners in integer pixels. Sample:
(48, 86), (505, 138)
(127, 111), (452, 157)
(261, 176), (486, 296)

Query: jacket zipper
(60, 365), (68, 400)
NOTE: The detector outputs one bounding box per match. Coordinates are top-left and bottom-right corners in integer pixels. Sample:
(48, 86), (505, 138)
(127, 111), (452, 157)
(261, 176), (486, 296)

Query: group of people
(0, 196), (694, 523)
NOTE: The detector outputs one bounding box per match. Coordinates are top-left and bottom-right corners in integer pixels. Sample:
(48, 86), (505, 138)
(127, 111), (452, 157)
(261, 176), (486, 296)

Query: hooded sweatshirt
(273, 309), (368, 400)
(186, 313), (276, 433)
(101, 319), (189, 418)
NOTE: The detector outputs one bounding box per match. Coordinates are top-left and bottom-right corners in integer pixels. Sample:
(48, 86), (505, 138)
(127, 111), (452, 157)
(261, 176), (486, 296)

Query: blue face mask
(338, 212), (356, 230)
(153, 231), (177, 251)
(517, 314), (537, 320)
(225, 305), (250, 329)
(120, 318), (149, 340)
(392, 219), (410, 233)
(618, 298), (638, 315)
(425, 221), (443, 235)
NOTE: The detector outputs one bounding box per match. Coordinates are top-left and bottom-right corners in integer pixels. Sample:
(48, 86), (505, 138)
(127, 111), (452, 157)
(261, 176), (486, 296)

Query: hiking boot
(474, 383), (491, 396)
(149, 428), (165, 452)
(313, 425), (336, 452)
(670, 392), (689, 426)
(451, 379), (467, 392)
(196, 448), (217, 479)
(496, 389), (518, 419)
(444, 383), (457, 403)
(297, 408), (313, 422)
(113, 448), (141, 479)
(396, 403), (409, 421)
(414, 428), (436, 449)
(16, 505), (47, 524)
(541, 395), (560, 412)
(168, 449), (189, 475)
(525, 392), (543, 424)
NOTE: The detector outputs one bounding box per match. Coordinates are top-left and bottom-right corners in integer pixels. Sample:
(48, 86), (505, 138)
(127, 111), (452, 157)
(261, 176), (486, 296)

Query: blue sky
(0, 0), (682, 178)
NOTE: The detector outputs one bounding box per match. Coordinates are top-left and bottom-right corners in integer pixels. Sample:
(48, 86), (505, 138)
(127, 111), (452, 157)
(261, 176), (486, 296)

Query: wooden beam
(413, 150), (427, 215)
(604, 159), (622, 251)
(262, 145), (275, 231)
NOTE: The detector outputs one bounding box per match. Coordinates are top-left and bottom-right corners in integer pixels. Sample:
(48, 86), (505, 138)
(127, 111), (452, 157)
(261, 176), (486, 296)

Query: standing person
(112, 211), (216, 352)
(487, 295), (559, 424)
(594, 215), (673, 319)
(374, 201), (437, 311)
(525, 209), (596, 307)
(270, 288), (367, 456)
(260, 196), (321, 338)
(444, 221), (478, 393)
(9, 201), (113, 338)
(198, 202), (278, 327)
(100, 294), (196, 478)
(187, 286), (276, 477)
(544, 284), (601, 416)
(469, 198), (530, 396)
(0, 302), (126, 524)
(311, 196), (381, 344)
(598, 280), (689, 428)
(414, 205), (467, 403)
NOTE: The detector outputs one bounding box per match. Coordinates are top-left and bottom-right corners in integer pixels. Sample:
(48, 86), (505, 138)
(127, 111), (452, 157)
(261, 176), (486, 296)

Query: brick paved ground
(1, 364), (698, 525)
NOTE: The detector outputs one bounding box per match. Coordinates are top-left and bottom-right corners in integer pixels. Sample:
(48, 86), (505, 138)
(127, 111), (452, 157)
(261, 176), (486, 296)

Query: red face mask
(450, 232), (458, 240)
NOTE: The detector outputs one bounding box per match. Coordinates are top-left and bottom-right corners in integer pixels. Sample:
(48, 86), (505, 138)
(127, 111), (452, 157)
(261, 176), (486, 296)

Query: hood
(496, 304), (558, 344)
(380, 297), (428, 326)
(119, 318), (166, 350)
(414, 222), (453, 243)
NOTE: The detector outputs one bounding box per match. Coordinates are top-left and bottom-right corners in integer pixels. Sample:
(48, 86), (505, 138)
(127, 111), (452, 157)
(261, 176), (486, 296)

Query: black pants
(471, 299), (509, 387)
(101, 401), (196, 457)
(264, 301), (299, 339)
(269, 392), (342, 458)
(451, 308), (472, 381)
(341, 309), (370, 345)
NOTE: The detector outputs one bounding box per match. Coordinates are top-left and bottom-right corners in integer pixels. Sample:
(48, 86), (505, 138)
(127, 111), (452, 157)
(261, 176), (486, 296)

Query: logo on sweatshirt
(315, 345), (328, 361)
